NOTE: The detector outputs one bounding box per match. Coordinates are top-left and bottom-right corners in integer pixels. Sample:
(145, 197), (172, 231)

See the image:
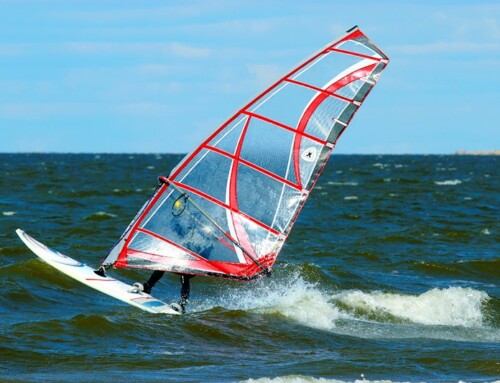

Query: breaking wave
(332, 287), (489, 327)
(196, 274), (342, 331)
(83, 211), (117, 221)
(195, 273), (493, 337)
(434, 179), (462, 186)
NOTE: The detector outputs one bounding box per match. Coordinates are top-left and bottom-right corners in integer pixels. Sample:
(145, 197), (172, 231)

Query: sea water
(0, 154), (498, 382)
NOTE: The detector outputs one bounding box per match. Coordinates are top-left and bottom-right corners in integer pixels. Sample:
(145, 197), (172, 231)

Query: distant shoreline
(453, 150), (500, 155)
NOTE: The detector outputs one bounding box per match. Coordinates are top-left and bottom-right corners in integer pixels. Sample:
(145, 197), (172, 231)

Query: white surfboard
(16, 229), (180, 315)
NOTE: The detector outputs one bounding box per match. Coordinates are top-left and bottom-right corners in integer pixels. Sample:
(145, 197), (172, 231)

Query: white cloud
(112, 102), (172, 116)
(247, 64), (283, 87)
(0, 43), (28, 56)
(169, 42), (210, 58)
(391, 41), (500, 55)
(0, 103), (93, 119)
(52, 4), (205, 23)
(63, 41), (211, 58)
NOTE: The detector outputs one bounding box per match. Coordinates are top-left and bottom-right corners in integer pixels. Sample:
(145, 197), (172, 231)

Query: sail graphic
(102, 26), (389, 280)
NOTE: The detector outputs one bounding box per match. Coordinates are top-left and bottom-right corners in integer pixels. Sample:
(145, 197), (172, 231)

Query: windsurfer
(133, 272), (194, 314)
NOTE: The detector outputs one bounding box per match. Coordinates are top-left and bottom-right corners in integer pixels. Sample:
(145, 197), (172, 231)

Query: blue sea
(0, 153), (498, 383)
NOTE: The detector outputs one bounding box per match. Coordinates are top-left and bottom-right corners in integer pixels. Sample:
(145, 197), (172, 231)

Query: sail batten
(103, 26), (389, 279)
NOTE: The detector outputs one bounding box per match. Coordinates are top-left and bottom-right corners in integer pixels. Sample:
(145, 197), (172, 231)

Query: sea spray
(193, 273), (341, 330)
(194, 274), (491, 332)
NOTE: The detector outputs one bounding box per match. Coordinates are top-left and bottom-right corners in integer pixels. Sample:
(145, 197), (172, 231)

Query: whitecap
(327, 181), (359, 186)
(434, 179), (462, 186)
(344, 196), (358, 201)
(481, 228), (491, 235)
(95, 211), (116, 217)
(332, 287), (489, 327)
(2, 211), (16, 216)
(85, 211), (117, 220)
(194, 273), (341, 331)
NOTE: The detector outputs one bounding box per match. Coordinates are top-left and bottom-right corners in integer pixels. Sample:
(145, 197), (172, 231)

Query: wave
(332, 287), (489, 327)
(327, 181), (359, 186)
(2, 211), (16, 216)
(434, 179), (462, 186)
(193, 273), (494, 338)
(344, 196), (358, 201)
(83, 211), (117, 221)
(194, 274), (342, 331)
(412, 259), (500, 281)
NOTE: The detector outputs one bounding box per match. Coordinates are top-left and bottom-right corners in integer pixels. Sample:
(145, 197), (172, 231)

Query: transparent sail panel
(303, 95), (350, 140)
(240, 215), (282, 259)
(236, 163), (305, 233)
(353, 36), (387, 58)
(336, 39), (381, 58)
(141, 187), (240, 263)
(335, 78), (372, 101)
(298, 137), (328, 189)
(291, 51), (363, 91)
(240, 117), (298, 185)
(177, 149), (232, 203)
(208, 115), (247, 155)
(249, 82), (318, 130)
(329, 121), (347, 144)
(129, 232), (196, 260)
(338, 102), (358, 125)
(368, 62), (386, 83)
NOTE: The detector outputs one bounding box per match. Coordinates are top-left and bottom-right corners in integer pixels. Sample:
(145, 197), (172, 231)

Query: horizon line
(1, 151), (499, 156)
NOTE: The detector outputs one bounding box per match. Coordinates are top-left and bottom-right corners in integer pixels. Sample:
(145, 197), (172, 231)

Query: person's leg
(143, 270), (165, 294)
(179, 275), (193, 313)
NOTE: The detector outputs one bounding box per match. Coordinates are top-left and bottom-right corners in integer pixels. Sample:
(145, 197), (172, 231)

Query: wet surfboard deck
(16, 229), (180, 315)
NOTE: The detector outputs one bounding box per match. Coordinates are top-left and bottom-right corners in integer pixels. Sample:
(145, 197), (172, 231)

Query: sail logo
(301, 147), (317, 162)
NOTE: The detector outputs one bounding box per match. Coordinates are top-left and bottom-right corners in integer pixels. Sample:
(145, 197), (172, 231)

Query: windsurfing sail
(102, 26), (389, 280)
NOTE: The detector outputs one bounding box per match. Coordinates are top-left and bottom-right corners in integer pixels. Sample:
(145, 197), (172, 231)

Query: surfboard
(16, 229), (180, 315)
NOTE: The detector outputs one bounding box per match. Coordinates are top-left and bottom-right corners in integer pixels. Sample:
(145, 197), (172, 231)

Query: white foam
(481, 228), (491, 235)
(196, 274), (341, 330)
(434, 179), (462, 186)
(327, 181), (359, 186)
(194, 276), (492, 341)
(344, 196), (358, 201)
(332, 287), (489, 327)
(2, 211), (16, 216)
(87, 211), (117, 219)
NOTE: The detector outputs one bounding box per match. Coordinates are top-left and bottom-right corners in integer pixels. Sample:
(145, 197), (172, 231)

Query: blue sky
(0, 0), (498, 154)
